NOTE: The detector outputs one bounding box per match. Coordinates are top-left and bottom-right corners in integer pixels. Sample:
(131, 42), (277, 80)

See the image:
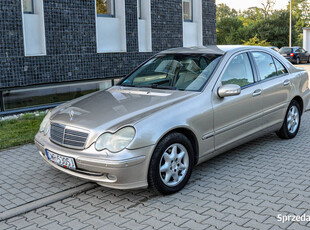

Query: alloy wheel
(287, 105), (299, 134)
(159, 143), (189, 187)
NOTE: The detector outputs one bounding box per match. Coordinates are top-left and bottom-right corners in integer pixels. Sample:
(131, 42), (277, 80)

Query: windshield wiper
(149, 84), (177, 90)
(121, 84), (178, 90)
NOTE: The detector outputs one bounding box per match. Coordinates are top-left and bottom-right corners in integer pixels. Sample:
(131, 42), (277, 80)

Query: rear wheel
(296, 57), (300, 64)
(308, 56), (310, 63)
(276, 100), (301, 139)
(148, 133), (194, 195)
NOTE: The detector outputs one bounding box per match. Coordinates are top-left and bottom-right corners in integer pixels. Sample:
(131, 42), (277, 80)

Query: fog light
(107, 174), (117, 181)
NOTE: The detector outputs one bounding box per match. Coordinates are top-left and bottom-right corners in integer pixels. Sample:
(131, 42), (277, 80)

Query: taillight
(290, 53), (294, 57)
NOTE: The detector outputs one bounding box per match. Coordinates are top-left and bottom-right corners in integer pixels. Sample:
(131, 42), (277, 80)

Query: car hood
(51, 86), (198, 133)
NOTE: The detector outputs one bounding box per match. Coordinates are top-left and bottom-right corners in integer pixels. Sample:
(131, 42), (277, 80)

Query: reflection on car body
(35, 45), (310, 194)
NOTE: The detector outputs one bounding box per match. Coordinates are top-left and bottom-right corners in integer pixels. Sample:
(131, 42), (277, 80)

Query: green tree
(217, 17), (244, 45)
(243, 34), (271, 46)
(217, 3), (238, 22)
(96, 0), (107, 14)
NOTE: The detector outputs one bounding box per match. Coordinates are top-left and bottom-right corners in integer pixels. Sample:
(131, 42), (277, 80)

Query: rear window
(279, 48), (292, 53)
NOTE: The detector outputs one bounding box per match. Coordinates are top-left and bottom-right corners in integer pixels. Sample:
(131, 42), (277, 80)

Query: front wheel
(276, 100), (301, 139)
(148, 133), (194, 195)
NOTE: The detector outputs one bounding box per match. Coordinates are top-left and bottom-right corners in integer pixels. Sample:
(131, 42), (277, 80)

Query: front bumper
(35, 132), (155, 189)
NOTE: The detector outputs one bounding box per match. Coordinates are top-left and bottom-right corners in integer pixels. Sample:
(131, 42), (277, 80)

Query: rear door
(300, 48), (309, 62)
(295, 48), (304, 62)
(251, 51), (292, 131)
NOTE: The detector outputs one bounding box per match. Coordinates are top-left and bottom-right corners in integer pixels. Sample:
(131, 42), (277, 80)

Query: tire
(308, 56), (310, 63)
(276, 100), (301, 139)
(148, 133), (194, 195)
(296, 57), (300, 64)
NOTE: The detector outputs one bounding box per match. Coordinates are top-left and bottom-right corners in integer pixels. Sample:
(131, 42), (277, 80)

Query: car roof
(159, 45), (271, 55)
(281, 46), (300, 49)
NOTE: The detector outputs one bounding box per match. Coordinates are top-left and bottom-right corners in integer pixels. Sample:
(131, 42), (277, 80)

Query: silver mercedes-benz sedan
(35, 45), (310, 194)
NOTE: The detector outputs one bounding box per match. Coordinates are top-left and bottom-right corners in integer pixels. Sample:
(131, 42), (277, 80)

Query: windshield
(279, 48), (292, 53)
(120, 54), (223, 91)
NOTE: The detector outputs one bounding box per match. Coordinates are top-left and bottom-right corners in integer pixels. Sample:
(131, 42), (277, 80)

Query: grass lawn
(0, 113), (45, 150)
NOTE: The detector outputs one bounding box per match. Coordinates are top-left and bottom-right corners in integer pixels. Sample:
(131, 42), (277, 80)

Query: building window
(23, 0), (34, 14)
(137, 0), (142, 19)
(21, 0), (46, 56)
(95, 0), (127, 53)
(183, 0), (202, 47)
(137, 0), (152, 52)
(96, 0), (115, 17)
(183, 0), (193, 22)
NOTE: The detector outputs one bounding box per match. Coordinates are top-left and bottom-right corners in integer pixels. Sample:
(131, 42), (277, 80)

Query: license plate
(281, 54), (288, 57)
(46, 150), (76, 170)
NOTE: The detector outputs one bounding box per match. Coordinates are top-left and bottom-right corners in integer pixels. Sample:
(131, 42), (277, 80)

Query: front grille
(50, 123), (89, 149)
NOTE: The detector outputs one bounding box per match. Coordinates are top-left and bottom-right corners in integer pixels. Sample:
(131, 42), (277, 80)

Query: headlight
(39, 111), (51, 135)
(95, 127), (136, 152)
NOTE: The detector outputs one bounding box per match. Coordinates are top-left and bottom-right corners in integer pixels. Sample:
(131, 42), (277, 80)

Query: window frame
(249, 51), (289, 83)
(218, 52), (258, 90)
(273, 57), (289, 77)
(183, 0), (193, 22)
(97, 0), (116, 18)
(23, 0), (34, 14)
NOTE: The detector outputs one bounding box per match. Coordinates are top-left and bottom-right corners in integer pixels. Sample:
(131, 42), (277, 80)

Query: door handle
(283, 80), (290, 86)
(252, 89), (262, 97)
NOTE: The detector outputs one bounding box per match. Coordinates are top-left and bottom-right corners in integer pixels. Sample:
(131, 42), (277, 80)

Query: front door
(212, 52), (263, 151)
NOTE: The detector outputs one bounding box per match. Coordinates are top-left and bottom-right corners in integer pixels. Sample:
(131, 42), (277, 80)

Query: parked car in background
(268, 46), (279, 52)
(35, 46), (310, 195)
(279, 46), (310, 64)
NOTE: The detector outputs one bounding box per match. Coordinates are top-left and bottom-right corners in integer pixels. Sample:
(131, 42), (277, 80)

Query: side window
(274, 59), (288, 76)
(96, 0), (115, 17)
(23, 0), (34, 14)
(221, 53), (254, 87)
(252, 52), (277, 80)
(183, 0), (193, 22)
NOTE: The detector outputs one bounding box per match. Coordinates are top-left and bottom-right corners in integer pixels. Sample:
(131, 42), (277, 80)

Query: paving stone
(0, 144), (86, 213)
(3, 109), (310, 229)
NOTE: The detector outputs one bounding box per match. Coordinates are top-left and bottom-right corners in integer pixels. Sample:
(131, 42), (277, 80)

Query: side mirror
(218, 84), (241, 98)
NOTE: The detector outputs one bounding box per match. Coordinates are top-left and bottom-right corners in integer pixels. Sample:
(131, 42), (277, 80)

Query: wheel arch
(156, 127), (200, 166)
(292, 96), (304, 114)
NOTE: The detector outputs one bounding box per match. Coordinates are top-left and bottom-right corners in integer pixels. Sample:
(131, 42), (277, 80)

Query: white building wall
(96, 0), (126, 53)
(138, 0), (152, 52)
(303, 28), (310, 52)
(183, 0), (202, 47)
(21, 0), (46, 56)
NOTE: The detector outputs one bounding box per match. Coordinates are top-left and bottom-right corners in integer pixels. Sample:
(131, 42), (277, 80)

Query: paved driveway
(2, 111), (310, 229)
(1, 63), (310, 229)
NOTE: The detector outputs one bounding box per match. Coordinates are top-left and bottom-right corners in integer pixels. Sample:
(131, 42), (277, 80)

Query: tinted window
(279, 48), (292, 54)
(274, 59), (288, 76)
(252, 52), (277, 80)
(221, 53), (254, 87)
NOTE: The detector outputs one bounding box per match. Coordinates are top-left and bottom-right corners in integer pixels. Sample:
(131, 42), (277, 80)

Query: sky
(216, 0), (288, 11)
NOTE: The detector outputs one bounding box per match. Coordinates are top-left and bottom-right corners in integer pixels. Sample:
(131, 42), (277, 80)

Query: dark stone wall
(0, 0), (216, 89)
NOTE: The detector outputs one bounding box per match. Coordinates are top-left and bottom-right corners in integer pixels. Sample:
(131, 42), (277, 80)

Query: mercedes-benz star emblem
(69, 110), (75, 121)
